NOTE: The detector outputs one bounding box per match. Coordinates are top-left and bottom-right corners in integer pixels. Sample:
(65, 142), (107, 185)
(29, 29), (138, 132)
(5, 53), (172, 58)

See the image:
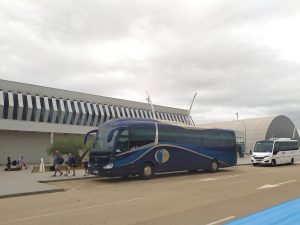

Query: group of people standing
(52, 151), (89, 177)
(4, 151), (89, 176)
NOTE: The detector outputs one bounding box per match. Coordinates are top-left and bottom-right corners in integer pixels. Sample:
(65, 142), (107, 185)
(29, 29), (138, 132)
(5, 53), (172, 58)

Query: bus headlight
(103, 163), (113, 169)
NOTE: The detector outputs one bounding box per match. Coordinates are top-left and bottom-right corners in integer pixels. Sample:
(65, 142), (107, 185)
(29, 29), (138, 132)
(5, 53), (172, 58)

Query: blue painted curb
(224, 197), (300, 225)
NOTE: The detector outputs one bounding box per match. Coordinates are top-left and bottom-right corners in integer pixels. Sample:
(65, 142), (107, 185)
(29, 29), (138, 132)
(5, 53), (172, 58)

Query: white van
(251, 138), (300, 166)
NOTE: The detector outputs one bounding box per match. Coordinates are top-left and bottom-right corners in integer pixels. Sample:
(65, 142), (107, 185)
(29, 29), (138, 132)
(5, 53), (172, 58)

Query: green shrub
(47, 137), (88, 159)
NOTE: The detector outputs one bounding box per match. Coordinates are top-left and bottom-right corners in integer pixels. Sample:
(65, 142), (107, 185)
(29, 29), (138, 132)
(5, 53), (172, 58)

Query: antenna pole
(188, 92), (197, 125)
(293, 126), (296, 139)
(146, 91), (157, 120)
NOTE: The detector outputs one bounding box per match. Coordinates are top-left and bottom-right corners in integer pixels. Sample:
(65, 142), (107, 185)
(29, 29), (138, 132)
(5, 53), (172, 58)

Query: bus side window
(115, 129), (129, 154)
(129, 126), (155, 149)
(274, 143), (279, 151)
(158, 125), (182, 144)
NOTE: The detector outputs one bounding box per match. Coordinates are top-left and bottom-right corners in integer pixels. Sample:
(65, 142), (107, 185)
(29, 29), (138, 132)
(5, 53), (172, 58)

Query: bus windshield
(254, 141), (274, 153)
(91, 126), (118, 154)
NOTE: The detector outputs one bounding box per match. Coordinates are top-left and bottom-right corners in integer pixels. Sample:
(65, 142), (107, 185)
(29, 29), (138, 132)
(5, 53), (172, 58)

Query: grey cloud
(1, 0), (300, 128)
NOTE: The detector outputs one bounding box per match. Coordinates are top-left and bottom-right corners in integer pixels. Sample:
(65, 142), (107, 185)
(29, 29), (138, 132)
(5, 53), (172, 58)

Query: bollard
(39, 158), (45, 173)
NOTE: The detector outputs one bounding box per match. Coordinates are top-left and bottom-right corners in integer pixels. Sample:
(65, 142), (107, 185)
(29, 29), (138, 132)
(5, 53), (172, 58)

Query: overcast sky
(1, 0), (300, 126)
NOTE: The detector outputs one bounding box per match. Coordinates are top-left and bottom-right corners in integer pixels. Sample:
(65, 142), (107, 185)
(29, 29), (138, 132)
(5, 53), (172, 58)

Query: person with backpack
(52, 151), (64, 177)
(65, 153), (77, 176)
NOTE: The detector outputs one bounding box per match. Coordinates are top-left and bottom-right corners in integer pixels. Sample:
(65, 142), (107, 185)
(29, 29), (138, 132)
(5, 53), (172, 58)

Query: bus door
(114, 128), (130, 159)
(113, 125), (157, 170)
(272, 142), (280, 163)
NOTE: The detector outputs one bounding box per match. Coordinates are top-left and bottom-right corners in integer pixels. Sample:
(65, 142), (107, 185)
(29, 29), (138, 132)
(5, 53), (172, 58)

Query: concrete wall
(0, 131), (85, 164)
(0, 130), (51, 164)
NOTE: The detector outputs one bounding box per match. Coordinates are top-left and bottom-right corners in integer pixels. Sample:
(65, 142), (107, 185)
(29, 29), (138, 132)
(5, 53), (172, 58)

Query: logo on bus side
(155, 149), (170, 163)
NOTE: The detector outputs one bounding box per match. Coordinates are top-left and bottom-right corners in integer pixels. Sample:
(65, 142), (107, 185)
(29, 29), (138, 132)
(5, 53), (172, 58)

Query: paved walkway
(237, 156), (251, 165)
(0, 165), (95, 198)
(0, 158), (251, 199)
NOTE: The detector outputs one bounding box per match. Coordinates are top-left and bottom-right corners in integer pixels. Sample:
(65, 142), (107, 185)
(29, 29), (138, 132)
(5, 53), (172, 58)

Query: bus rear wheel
(209, 160), (219, 173)
(140, 163), (154, 179)
(291, 158), (294, 165)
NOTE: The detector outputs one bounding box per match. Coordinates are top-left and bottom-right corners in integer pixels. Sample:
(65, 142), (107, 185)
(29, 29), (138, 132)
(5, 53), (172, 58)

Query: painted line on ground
(206, 216), (235, 225)
(0, 197), (145, 225)
(256, 180), (296, 190)
(96, 185), (114, 188)
(222, 181), (245, 186)
(193, 175), (240, 183)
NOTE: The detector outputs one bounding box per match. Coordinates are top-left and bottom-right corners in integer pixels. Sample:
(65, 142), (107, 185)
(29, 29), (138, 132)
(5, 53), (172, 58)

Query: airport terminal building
(0, 79), (190, 163)
(1, 79), (299, 164)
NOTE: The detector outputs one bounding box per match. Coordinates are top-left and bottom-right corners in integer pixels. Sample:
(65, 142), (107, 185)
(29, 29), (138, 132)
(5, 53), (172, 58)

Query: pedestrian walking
(83, 158), (89, 176)
(65, 153), (77, 176)
(52, 151), (64, 177)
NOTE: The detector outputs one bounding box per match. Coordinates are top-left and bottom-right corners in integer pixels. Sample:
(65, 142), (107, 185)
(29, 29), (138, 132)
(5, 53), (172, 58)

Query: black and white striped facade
(0, 79), (189, 163)
(0, 81), (189, 127)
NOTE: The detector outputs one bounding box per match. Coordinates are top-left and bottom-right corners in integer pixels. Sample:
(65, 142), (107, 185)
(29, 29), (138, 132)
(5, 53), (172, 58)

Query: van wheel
(140, 163), (154, 179)
(209, 160), (219, 173)
(271, 159), (276, 167)
(291, 158), (294, 165)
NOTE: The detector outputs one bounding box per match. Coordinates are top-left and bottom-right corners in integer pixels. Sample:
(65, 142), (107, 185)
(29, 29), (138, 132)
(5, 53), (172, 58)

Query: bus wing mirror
(107, 131), (113, 142)
(84, 129), (98, 144)
(107, 129), (118, 142)
(250, 150), (252, 155)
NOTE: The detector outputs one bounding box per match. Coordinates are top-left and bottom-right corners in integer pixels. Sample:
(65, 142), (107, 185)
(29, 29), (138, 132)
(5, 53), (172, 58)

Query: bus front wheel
(291, 158), (294, 165)
(209, 160), (219, 173)
(140, 163), (154, 179)
(271, 159), (276, 167)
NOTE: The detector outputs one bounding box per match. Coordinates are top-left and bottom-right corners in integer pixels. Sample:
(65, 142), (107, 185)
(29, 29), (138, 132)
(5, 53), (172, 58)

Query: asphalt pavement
(1, 158), (300, 225)
(0, 157), (251, 199)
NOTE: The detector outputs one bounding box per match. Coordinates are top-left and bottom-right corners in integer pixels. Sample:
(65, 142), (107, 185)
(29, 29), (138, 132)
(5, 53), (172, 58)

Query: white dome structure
(199, 115), (299, 154)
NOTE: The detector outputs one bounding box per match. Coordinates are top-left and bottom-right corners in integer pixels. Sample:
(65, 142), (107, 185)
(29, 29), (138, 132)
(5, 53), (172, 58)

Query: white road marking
(0, 197), (144, 225)
(206, 216), (235, 225)
(96, 185), (114, 188)
(222, 181), (244, 186)
(193, 175), (239, 183)
(257, 180), (296, 190)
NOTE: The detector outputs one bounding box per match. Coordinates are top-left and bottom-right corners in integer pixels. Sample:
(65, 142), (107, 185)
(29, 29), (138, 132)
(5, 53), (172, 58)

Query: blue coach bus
(85, 118), (237, 179)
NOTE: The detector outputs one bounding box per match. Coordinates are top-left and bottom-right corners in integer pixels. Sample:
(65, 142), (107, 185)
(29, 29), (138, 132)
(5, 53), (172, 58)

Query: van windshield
(254, 141), (274, 153)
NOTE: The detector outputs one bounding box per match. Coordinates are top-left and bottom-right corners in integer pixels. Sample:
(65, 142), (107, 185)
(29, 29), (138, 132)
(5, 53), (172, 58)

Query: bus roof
(103, 118), (233, 132)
